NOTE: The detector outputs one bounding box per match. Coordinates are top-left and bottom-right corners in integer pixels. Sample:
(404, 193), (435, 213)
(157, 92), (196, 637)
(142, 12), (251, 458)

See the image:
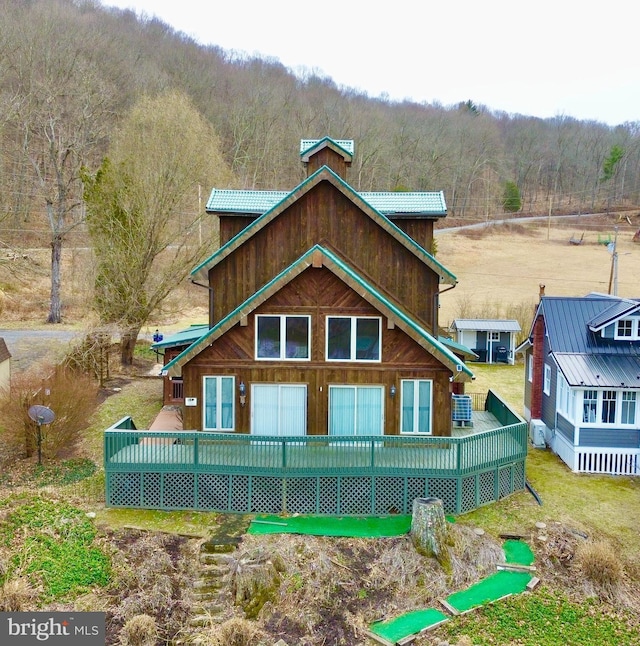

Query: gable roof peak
(300, 137), (354, 162)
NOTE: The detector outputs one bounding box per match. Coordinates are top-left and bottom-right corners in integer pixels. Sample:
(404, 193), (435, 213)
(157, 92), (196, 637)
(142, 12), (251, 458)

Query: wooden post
(411, 497), (448, 558)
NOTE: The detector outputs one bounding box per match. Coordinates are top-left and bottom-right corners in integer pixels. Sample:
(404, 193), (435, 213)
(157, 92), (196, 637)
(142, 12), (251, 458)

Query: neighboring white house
(449, 319), (521, 365)
(0, 337), (11, 393)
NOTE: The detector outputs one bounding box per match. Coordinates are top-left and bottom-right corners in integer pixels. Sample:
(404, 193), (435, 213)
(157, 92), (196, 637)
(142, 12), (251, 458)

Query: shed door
(251, 384), (307, 436)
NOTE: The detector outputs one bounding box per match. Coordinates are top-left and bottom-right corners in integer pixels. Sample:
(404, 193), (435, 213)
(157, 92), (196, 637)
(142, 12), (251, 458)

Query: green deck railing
(104, 390), (527, 515)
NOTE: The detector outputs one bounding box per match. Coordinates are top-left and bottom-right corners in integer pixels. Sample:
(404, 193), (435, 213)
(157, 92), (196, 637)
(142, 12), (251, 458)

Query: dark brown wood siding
(304, 148), (350, 179)
(218, 215), (257, 246)
(183, 268), (452, 435)
(391, 218), (435, 254)
(208, 182), (439, 334)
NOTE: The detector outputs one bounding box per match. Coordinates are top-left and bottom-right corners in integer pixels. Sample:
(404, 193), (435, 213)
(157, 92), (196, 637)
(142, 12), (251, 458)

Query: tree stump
(411, 497), (448, 558)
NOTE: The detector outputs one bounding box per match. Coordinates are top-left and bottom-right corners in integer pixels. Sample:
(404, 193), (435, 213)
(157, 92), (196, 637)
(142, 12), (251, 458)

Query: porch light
(390, 385), (396, 398)
(239, 381), (246, 407)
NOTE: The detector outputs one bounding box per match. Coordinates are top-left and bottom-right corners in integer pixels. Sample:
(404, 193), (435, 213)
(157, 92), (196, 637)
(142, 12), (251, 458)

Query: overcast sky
(103, 0), (639, 127)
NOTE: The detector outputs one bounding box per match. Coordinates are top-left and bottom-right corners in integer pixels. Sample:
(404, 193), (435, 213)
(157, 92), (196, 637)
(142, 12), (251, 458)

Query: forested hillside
(2, 0), (639, 229)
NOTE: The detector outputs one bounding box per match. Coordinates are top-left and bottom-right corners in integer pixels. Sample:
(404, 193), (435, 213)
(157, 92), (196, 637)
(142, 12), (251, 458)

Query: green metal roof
(206, 188), (447, 217)
(167, 244), (472, 380)
(195, 165), (456, 285)
(150, 324), (208, 349)
(300, 137), (354, 157)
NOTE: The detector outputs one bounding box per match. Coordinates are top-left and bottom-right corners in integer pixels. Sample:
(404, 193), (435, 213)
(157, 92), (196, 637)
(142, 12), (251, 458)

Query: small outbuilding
(449, 319), (521, 365)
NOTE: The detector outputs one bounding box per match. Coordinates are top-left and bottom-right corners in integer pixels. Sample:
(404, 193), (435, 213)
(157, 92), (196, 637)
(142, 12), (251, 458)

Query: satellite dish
(28, 405), (56, 425)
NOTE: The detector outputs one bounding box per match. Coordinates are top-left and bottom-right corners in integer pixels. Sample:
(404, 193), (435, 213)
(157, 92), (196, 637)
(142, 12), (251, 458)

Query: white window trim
(613, 318), (640, 340)
(543, 364), (551, 396)
(527, 354), (533, 382)
(325, 316), (382, 363)
(399, 379), (433, 435)
(489, 331), (500, 341)
(202, 375), (236, 432)
(255, 314), (311, 361)
(580, 389), (638, 427)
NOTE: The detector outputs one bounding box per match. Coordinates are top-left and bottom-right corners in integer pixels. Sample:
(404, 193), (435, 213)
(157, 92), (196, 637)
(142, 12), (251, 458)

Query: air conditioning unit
(529, 419), (547, 448)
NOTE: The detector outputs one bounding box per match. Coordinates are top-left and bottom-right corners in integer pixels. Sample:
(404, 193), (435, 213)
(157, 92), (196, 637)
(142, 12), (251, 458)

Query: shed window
(256, 315), (310, 360)
(326, 316), (381, 362)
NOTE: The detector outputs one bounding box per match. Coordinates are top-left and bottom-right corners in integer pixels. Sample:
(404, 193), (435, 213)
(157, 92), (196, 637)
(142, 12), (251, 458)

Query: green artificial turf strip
(446, 570), (532, 613)
(370, 608), (449, 642)
(503, 539), (535, 565)
(247, 514), (412, 537)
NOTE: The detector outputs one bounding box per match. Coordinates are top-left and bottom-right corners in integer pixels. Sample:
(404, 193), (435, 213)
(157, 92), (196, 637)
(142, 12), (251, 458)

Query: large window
(621, 392), (637, 425)
(251, 384), (307, 436)
(326, 316), (381, 362)
(328, 385), (383, 436)
(203, 376), (235, 431)
(400, 380), (432, 434)
(256, 315), (310, 360)
(557, 375), (574, 420)
(582, 389), (637, 426)
(582, 390), (598, 423)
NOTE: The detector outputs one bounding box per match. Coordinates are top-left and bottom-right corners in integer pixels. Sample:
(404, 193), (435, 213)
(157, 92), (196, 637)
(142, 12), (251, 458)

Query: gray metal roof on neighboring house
(540, 296), (640, 356)
(206, 188), (447, 217)
(450, 319), (521, 332)
(586, 297), (640, 331)
(554, 353), (640, 389)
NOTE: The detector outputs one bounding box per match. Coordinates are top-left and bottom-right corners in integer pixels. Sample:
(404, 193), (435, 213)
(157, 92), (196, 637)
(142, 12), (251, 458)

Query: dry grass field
(436, 215), (640, 329)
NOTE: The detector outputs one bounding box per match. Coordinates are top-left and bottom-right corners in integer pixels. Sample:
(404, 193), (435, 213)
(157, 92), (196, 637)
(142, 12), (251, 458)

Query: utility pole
(607, 227), (618, 295)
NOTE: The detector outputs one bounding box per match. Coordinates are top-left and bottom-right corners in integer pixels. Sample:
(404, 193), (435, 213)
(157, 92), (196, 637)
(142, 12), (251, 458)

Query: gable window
(582, 390), (597, 423)
(614, 318), (639, 340)
(203, 376), (235, 431)
(326, 316), (381, 362)
(256, 315), (310, 360)
(400, 379), (432, 434)
(543, 364), (551, 396)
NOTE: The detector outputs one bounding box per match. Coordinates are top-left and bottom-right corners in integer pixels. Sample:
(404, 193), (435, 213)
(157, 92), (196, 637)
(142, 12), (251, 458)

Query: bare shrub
(0, 577), (38, 611)
(200, 616), (266, 646)
(0, 361), (99, 459)
(64, 330), (114, 386)
(108, 531), (193, 643)
(575, 540), (624, 598)
(118, 614), (158, 646)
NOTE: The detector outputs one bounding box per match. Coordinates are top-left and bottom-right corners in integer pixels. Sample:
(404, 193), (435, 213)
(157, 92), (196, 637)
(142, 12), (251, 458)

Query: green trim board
(248, 514), (412, 537)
